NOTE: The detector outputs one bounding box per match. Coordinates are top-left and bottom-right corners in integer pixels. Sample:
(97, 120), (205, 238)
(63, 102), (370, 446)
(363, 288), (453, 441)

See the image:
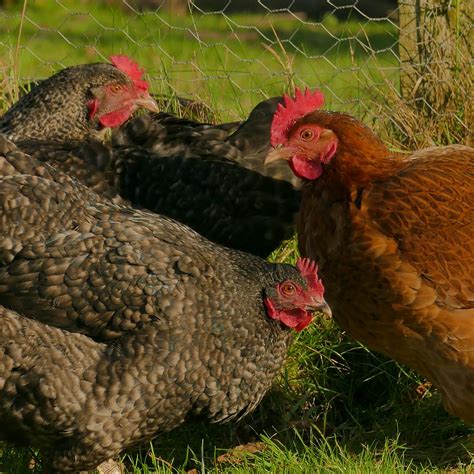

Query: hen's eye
(281, 282), (296, 296)
(300, 129), (314, 141)
(109, 84), (124, 94)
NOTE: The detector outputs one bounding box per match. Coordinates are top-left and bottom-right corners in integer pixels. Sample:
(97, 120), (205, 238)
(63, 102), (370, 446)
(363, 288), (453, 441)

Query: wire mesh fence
(0, 0), (472, 147)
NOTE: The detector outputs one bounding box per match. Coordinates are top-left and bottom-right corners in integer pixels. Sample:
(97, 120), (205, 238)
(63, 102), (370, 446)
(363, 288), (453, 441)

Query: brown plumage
(0, 134), (330, 471)
(266, 93), (474, 424)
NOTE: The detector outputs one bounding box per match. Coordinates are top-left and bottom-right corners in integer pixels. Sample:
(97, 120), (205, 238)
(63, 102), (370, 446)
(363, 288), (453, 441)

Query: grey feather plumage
(0, 135), (313, 472)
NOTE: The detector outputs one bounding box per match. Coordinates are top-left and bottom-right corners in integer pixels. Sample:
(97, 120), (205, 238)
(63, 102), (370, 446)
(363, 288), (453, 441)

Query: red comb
(110, 55), (149, 91)
(270, 88), (325, 146)
(296, 257), (324, 296)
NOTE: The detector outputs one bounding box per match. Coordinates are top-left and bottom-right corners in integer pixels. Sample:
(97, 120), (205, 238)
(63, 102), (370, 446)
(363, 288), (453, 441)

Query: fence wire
(0, 0), (472, 147)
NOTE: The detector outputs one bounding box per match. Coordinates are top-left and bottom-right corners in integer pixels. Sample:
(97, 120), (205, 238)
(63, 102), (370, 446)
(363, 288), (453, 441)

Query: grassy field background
(0, 2), (472, 473)
(0, 0), (400, 120)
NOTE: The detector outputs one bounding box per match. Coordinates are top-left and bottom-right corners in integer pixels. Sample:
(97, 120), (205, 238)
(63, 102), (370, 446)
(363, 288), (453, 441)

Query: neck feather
(304, 112), (404, 188)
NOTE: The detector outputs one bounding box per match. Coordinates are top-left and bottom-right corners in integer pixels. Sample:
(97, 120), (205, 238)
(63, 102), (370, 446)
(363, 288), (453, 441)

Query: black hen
(17, 95), (301, 256)
(113, 96), (300, 186)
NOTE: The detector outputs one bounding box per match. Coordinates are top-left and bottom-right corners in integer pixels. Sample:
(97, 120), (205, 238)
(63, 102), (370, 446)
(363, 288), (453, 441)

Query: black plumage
(17, 97), (301, 256)
(112, 97), (300, 186)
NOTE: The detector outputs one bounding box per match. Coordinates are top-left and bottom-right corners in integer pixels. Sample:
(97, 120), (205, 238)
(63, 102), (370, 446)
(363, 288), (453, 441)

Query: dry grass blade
(262, 24), (296, 94)
(370, 1), (472, 148)
(216, 442), (266, 465)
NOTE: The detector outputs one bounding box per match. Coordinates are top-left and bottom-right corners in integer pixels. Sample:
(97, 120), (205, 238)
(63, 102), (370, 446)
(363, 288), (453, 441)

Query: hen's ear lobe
(87, 98), (99, 120)
(263, 296), (278, 319)
(320, 129), (335, 139)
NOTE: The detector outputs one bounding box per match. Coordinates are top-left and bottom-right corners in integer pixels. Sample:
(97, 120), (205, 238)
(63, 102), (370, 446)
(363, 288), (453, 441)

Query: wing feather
(363, 145), (474, 309)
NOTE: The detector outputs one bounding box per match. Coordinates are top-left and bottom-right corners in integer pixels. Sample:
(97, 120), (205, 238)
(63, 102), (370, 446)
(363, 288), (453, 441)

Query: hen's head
(86, 55), (158, 129)
(266, 88), (338, 180)
(0, 55), (159, 142)
(264, 257), (330, 332)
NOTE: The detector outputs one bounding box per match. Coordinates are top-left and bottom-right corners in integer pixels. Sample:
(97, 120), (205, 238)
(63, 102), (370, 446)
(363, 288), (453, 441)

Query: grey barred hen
(0, 135), (330, 471)
(0, 55), (158, 142)
(11, 81), (301, 255)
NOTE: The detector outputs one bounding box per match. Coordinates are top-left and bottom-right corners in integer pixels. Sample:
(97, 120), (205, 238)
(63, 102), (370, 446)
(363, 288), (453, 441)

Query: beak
(264, 145), (295, 165)
(308, 299), (332, 319)
(134, 93), (160, 113)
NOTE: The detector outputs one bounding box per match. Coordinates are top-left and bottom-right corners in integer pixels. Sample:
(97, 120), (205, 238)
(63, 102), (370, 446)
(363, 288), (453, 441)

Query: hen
(102, 104), (301, 256)
(266, 88), (474, 423)
(112, 96), (300, 186)
(0, 55), (158, 142)
(0, 135), (330, 471)
(0, 134), (330, 340)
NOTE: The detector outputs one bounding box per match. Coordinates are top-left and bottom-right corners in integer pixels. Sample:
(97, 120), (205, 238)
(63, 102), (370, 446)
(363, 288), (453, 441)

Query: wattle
(278, 308), (313, 332)
(290, 155), (323, 180)
(98, 107), (131, 128)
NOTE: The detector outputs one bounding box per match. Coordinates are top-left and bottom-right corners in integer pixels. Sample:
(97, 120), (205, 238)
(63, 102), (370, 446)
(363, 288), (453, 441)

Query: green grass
(0, 0), (399, 120)
(0, 3), (473, 473)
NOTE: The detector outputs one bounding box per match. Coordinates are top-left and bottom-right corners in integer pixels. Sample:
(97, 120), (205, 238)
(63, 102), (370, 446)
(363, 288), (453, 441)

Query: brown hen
(266, 89), (474, 423)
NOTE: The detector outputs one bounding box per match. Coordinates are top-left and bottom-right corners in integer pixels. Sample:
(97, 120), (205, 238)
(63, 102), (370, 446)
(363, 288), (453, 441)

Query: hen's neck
(0, 89), (91, 142)
(326, 144), (403, 191)
(305, 112), (406, 190)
